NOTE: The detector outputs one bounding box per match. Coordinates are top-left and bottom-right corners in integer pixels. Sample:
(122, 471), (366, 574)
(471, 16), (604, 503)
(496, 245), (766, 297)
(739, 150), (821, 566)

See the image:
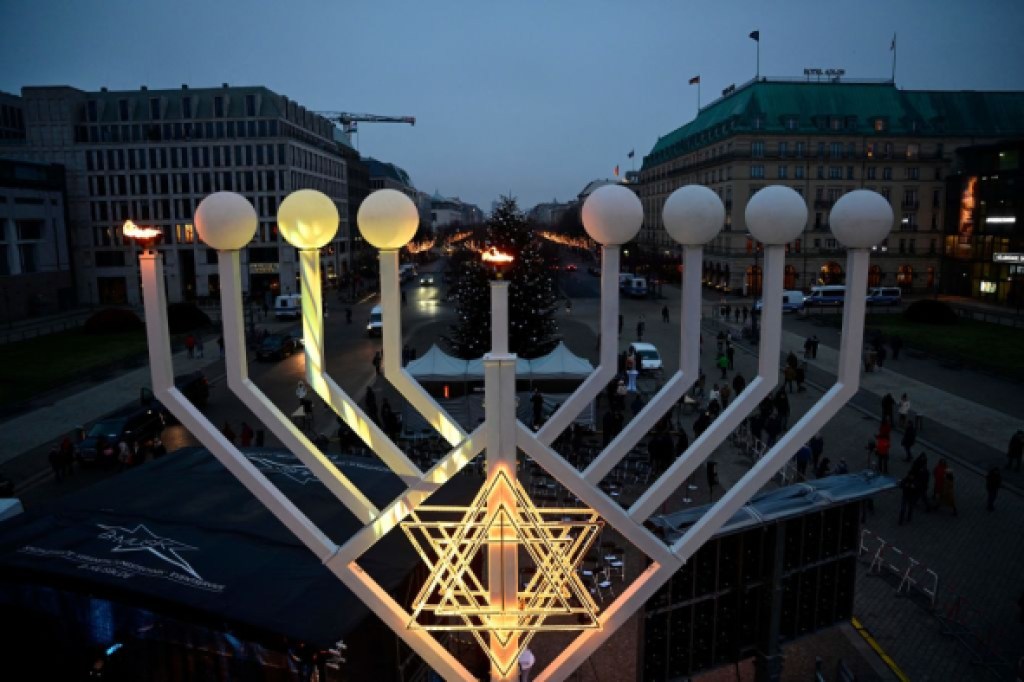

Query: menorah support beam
(629, 244), (786, 521)
(217, 252), (380, 523)
(583, 245), (704, 484)
(379, 250), (467, 446)
(139, 251), (338, 561)
(297, 249), (422, 481)
(536, 246), (621, 445)
(671, 249), (870, 560)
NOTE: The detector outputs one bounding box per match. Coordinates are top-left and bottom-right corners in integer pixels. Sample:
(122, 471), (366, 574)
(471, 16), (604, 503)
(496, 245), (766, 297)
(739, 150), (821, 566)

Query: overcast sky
(3, 0), (1023, 211)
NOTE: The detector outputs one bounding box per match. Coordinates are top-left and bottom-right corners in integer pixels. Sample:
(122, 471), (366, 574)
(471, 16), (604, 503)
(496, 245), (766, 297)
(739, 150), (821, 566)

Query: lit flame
(122, 220), (162, 242)
(481, 247), (514, 265)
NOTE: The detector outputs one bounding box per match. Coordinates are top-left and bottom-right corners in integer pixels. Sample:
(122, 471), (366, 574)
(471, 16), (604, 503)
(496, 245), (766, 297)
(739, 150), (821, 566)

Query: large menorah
(136, 183), (892, 681)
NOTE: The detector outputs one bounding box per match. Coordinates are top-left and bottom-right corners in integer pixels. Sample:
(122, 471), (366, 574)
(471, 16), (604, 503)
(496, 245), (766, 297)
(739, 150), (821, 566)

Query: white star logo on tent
(97, 524), (201, 580)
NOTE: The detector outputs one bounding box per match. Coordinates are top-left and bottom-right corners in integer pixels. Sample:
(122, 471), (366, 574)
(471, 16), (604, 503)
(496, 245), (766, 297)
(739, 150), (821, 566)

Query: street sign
(993, 252), (1024, 264)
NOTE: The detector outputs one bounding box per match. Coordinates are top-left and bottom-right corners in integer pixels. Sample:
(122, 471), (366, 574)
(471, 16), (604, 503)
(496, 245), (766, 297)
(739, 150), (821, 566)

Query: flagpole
(756, 40), (760, 79)
(697, 79), (701, 113)
(891, 33), (897, 84)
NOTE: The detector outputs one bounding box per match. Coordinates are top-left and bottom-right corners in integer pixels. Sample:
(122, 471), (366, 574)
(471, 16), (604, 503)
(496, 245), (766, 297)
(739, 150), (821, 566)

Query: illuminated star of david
(96, 523), (201, 579)
(401, 470), (603, 676)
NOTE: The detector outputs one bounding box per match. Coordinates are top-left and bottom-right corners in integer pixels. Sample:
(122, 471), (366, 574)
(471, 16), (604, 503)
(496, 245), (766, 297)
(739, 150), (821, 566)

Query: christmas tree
(445, 196), (560, 359)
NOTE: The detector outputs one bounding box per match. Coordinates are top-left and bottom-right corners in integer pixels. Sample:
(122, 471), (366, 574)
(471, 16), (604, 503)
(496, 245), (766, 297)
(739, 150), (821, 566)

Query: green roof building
(637, 78), (1024, 297)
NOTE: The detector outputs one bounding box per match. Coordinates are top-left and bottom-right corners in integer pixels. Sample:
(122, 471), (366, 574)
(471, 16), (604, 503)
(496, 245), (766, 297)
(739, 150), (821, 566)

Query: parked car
(419, 274), (436, 286)
(142, 371), (210, 423)
(565, 263), (578, 272)
(754, 290), (806, 313)
(77, 406), (165, 465)
(628, 342), (663, 372)
(366, 305), (383, 337)
(274, 294), (301, 320)
(257, 334), (299, 361)
(867, 287), (903, 306)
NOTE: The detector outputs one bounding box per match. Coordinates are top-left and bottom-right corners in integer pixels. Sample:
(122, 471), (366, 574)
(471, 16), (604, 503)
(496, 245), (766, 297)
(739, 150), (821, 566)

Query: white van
(624, 276), (648, 298)
(754, 290), (806, 313)
(806, 285), (846, 307)
(366, 305), (383, 336)
(274, 294), (301, 319)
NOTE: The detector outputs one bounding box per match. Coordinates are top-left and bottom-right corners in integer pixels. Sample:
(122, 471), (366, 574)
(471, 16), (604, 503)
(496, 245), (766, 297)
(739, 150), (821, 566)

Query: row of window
(748, 164), (938, 181)
(85, 143), (288, 172)
(89, 170), (287, 199)
(76, 118), (281, 145)
(87, 94), (257, 124)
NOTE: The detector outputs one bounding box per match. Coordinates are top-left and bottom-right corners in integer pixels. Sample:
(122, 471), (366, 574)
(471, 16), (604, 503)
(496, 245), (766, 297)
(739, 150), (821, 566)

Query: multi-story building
(429, 191), (483, 229)
(638, 78), (1024, 295)
(0, 92), (26, 142)
(943, 140), (1024, 305)
(1, 83), (349, 305)
(0, 158), (73, 322)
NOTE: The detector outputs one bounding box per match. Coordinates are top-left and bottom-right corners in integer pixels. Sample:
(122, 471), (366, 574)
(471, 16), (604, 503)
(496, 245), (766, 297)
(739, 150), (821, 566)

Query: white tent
(465, 355), (533, 379)
(404, 344), (470, 381)
(527, 341), (594, 379)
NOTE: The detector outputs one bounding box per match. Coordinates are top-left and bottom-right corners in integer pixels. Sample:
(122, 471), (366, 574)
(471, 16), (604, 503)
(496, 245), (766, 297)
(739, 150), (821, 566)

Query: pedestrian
(815, 457), (832, 479)
(932, 457), (948, 502)
(1007, 430), (1023, 471)
(364, 387), (379, 425)
(716, 352), (728, 379)
(810, 433), (824, 471)
(719, 383), (732, 410)
(774, 389), (790, 429)
(804, 336), (814, 359)
(716, 330), (726, 353)
(795, 443), (812, 479)
(742, 306), (749, 323)
(783, 364), (796, 393)
(913, 453), (930, 510)
(345, 307), (352, 324)
(637, 315), (646, 341)
(939, 470), (958, 516)
(878, 414), (892, 440)
(218, 335), (225, 358)
(875, 431), (891, 474)
(615, 379), (628, 411)
(881, 392), (895, 424)
(898, 472), (917, 525)
(986, 467), (1002, 511)
(531, 389), (545, 428)
(726, 343), (735, 370)
(519, 647), (535, 682)
(897, 393), (911, 429)
(795, 362), (807, 392)
(890, 335), (903, 360)
(835, 459), (849, 474)
(662, 305), (669, 323)
(372, 350), (382, 375)
(693, 410), (711, 439)
(764, 410), (782, 448)
(876, 343), (887, 368)
(240, 422), (254, 447)
(734, 307), (740, 323)
(223, 421), (236, 444)
(901, 420), (917, 462)
(724, 303), (732, 320)
(296, 380), (308, 403)
(48, 446), (62, 482)
(117, 440), (131, 471)
(565, 298), (572, 315)
(184, 333), (196, 359)
(194, 333), (204, 358)
(152, 437), (167, 458)
(706, 460), (719, 502)
(811, 335), (819, 359)
(732, 373), (746, 395)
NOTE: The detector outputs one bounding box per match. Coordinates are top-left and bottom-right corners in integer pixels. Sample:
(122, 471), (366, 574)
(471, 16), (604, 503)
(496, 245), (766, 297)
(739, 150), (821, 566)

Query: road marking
(851, 616), (910, 682)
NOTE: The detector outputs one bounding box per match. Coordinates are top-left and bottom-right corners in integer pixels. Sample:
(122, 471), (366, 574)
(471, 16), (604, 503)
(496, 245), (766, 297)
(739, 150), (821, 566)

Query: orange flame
(481, 247), (514, 265)
(123, 220), (163, 245)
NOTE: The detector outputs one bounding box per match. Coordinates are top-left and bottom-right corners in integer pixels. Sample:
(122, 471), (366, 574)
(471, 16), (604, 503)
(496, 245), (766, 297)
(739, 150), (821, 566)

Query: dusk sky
(3, 0), (1023, 211)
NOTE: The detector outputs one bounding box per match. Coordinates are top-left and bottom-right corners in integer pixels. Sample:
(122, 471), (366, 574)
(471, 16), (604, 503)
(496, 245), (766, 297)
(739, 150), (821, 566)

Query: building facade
(638, 79), (1024, 296)
(943, 141), (1024, 306)
(1, 84), (350, 305)
(0, 159), (73, 322)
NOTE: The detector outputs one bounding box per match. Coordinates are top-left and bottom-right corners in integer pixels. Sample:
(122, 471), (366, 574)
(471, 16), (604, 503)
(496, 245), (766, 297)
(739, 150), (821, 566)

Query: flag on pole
(689, 75), (700, 85)
(890, 33), (896, 51)
(613, 165), (620, 177)
(749, 30), (760, 41)
(627, 150), (635, 159)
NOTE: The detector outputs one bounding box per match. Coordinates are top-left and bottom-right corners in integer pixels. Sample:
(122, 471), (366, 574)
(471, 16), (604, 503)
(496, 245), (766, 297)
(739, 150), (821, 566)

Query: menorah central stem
(484, 279), (518, 680)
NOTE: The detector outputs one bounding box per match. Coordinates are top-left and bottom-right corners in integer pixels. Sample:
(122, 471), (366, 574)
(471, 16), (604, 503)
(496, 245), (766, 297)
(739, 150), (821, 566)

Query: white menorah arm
(297, 250), (422, 480)
(139, 252), (338, 560)
(379, 250), (467, 446)
(217, 253), (380, 524)
(536, 246), (621, 445)
(629, 244), (786, 520)
(535, 560), (678, 682)
(334, 564), (478, 682)
(583, 246), (704, 484)
(328, 425), (486, 564)
(516, 423), (677, 567)
(671, 249), (870, 560)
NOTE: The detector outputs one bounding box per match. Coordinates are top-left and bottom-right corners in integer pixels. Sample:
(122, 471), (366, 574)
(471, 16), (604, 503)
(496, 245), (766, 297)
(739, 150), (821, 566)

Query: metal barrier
(859, 528), (938, 608)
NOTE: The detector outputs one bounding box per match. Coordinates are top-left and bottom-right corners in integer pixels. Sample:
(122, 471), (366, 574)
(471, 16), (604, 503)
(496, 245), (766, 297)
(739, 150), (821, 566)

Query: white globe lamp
(277, 190), (339, 249)
(581, 184), (642, 245)
(745, 185), (807, 245)
(195, 192), (258, 250)
(357, 189), (419, 249)
(830, 190), (894, 249)
(663, 185), (725, 245)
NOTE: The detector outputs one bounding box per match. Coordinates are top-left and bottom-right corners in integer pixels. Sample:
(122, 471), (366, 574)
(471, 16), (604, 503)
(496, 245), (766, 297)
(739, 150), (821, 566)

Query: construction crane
(318, 112), (416, 135)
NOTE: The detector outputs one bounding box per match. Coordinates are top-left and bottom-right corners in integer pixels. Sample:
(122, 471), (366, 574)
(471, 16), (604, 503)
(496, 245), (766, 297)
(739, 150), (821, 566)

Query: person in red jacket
(875, 432), (891, 474)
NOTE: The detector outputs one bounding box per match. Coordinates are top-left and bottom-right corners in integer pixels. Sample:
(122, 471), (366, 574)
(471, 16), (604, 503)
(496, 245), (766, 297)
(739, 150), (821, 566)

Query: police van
(805, 285), (846, 307)
(274, 294), (302, 319)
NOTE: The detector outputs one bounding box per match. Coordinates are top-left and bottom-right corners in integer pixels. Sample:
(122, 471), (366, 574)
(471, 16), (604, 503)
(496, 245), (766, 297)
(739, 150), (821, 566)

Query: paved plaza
(2, 268), (1022, 681)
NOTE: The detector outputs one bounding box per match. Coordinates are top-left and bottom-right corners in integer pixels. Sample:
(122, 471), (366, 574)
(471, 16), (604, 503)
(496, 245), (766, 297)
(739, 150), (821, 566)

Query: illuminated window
(874, 118), (887, 132)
